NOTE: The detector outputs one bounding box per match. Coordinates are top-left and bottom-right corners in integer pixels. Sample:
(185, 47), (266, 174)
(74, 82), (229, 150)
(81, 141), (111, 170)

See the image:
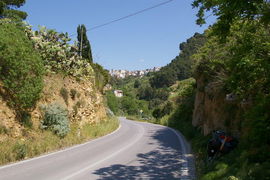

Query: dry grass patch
(0, 116), (119, 166)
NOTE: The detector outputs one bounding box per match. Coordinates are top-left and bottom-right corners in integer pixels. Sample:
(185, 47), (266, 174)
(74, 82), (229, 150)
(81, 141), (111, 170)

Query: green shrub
(134, 79), (141, 88)
(149, 98), (163, 110)
(76, 92), (81, 98)
(201, 163), (228, 180)
(76, 99), (86, 108)
(0, 21), (44, 114)
(72, 100), (85, 115)
(152, 108), (162, 119)
(19, 111), (32, 128)
(72, 104), (79, 115)
(13, 143), (27, 160)
(41, 103), (70, 138)
(70, 89), (77, 100)
(60, 87), (69, 105)
(152, 101), (174, 119)
(120, 96), (139, 115)
(106, 91), (119, 114)
(0, 125), (8, 134)
(92, 63), (109, 91)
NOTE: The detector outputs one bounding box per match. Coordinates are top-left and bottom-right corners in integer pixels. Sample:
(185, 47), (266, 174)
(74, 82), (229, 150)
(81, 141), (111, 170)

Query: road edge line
(133, 120), (196, 179)
(62, 118), (145, 180)
(0, 118), (122, 170)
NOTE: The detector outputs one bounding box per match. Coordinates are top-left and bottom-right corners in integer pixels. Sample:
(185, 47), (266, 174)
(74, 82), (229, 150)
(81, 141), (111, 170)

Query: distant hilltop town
(109, 67), (161, 79)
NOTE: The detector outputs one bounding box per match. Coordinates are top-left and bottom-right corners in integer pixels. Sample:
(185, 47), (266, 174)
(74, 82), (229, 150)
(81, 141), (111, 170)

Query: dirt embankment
(0, 74), (106, 139)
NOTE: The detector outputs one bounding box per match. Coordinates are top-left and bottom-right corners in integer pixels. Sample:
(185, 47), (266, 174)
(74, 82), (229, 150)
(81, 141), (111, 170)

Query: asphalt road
(0, 117), (195, 180)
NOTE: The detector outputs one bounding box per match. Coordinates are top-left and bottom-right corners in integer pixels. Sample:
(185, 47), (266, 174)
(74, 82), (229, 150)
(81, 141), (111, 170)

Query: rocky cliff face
(192, 75), (242, 136)
(0, 74), (106, 138)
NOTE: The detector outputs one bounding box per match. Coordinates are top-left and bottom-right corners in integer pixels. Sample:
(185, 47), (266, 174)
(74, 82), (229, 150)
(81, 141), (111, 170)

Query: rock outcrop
(192, 75), (242, 136)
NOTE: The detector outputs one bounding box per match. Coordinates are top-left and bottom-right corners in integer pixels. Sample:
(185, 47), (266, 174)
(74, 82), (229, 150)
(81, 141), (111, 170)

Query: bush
(13, 143), (27, 160)
(149, 98), (163, 110)
(152, 108), (162, 119)
(41, 103), (70, 138)
(19, 111), (32, 128)
(152, 101), (173, 119)
(162, 101), (173, 115)
(0, 21), (44, 114)
(72, 100), (86, 115)
(134, 80), (141, 88)
(150, 71), (176, 88)
(120, 96), (138, 115)
(60, 87), (69, 105)
(137, 86), (154, 100)
(70, 89), (77, 100)
(106, 91), (119, 114)
(138, 86), (169, 102)
(0, 125), (8, 134)
(92, 63), (109, 91)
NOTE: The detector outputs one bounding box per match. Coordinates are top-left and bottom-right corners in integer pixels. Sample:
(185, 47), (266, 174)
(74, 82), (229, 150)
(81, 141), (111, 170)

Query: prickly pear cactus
(25, 25), (94, 79)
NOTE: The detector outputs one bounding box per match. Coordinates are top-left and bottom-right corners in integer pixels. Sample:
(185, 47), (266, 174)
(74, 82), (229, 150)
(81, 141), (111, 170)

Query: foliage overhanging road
(0, 117), (195, 180)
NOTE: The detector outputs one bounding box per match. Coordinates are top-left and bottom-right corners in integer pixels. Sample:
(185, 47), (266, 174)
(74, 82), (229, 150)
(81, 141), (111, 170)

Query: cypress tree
(77, 24), (93, 63)
(0, 0), (27, 20)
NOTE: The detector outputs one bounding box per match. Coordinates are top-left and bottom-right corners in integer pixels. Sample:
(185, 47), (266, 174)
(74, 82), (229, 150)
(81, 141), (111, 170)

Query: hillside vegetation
(107, 33), (205, 120)
(107, 1), (270, 179)
(0, 3), (116, 165)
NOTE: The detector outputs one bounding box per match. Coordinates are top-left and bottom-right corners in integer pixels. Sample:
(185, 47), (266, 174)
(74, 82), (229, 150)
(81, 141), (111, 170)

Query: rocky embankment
(192, 75), (245, 136)
(0, 74), (106, 139)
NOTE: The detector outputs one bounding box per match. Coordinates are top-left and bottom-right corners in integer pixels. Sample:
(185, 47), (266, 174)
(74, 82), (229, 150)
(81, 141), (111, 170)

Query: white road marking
(0, 121), (121, 170)
(62, 123), (145, 180)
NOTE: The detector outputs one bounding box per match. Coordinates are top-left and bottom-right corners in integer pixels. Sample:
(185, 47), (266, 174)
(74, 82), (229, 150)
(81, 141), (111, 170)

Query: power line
(88, 0), (175, 31)
(70, 0), (175, 36)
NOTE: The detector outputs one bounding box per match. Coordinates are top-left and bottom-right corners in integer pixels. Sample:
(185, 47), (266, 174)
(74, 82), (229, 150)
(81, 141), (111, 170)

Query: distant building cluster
(109, 67), (161, 79)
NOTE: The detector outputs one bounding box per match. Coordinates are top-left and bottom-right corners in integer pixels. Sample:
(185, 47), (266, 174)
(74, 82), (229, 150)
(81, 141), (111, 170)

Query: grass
(0, 116), (119, 166)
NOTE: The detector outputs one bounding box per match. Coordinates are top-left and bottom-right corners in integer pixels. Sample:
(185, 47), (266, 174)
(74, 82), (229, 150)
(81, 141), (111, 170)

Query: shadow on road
(92, 127), (193, 180)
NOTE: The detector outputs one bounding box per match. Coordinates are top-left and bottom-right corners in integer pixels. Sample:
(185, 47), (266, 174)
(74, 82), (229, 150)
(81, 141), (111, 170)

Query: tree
(134, 79), (141, 88)
(150, 71), (176, 88)
(0, 22), (44, 118)
(137, 86), (154, 100)
(106, 91), (119, 114)
(192, 0), (270, 38)
(121, 96), (138, 115)
(192, 20), (270, 178)
(154, 89), (169, 101)
(0, 0), (27, 20)
(149, 33), (206, 88)
(152, 101), (173, 119)
(77, 24), (93, 63)
(92, 63), (110, 91)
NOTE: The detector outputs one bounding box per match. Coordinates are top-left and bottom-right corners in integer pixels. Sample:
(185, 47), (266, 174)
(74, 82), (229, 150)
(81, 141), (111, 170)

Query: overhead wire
(70, 0), (175, 36)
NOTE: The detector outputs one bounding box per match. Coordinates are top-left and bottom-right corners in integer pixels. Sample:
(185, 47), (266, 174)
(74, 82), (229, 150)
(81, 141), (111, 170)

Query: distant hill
(150, 33), (206, 88)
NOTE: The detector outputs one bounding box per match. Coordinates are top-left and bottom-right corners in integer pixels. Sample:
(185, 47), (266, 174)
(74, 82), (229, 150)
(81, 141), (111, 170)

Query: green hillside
(107, 2), (270, 177)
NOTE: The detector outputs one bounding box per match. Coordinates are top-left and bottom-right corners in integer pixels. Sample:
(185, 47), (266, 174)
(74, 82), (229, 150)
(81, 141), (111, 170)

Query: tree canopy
(77, 24), (93, 63)
(192, 0), (270, 38)
(0, 0), (27, 20)
(0, 22), (44, 113)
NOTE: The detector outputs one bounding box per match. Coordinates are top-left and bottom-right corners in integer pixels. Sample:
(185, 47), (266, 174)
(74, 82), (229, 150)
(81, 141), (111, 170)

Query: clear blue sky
(20, 0), (215, 70)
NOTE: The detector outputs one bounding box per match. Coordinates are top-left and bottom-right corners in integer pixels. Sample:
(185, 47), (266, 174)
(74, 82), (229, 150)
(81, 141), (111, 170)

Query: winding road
(0, 117), (195, 180)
